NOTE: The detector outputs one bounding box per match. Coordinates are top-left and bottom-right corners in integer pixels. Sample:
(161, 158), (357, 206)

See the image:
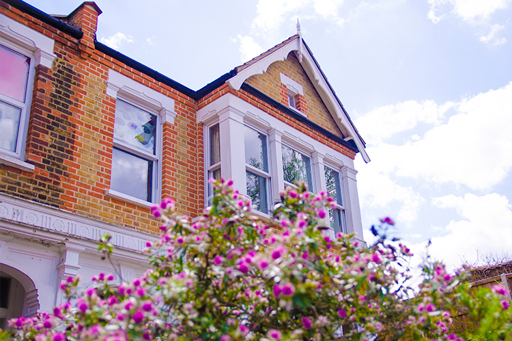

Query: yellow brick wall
(245, 52), (343, 138)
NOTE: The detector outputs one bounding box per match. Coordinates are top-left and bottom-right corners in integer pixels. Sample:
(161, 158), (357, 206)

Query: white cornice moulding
(0, 194), (154, 254)
(280, 73), (304, 96)
(0, 13), (56, 68)
(106, 69), (177, 124)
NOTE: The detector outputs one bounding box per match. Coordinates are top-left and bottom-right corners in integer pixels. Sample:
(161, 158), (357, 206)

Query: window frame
(281, 143), (314, 191)
(244, 125), (272, 214)
(108, 97), (161, 206)
(0, 40), (36, 171)
(324, 165), (346, 235)
(205, 122), (221, 206)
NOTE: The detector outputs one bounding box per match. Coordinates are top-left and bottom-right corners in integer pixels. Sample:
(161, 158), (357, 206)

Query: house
(0, 0), (368, 326)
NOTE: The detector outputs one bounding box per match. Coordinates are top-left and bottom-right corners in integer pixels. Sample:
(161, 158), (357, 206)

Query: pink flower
(142, 302), (153, 312)
(66, 276), (74, 283)
(318, 209), (326, 219)
(239, 325), (249, 335)
(379, 217), (395, 225)
(501, 299), (510, 310)
(268, 329), (282, 340)
(426, 304), (436, 312)
(359, 295), (366, 301)
(142, 332), (151, 340)
(492, 284), (509, 296)
(271, 249), (282, 260)
(259, 260), (269, 269)
(107, 274), (115, 281)
(289, 191), (297, 198)
(337, 309), (347, 318)
(53, 333), (65, 341)
(132, 311), (144, 324)
(220, 335), (230, 341)
(273, 285), (282, 297)
(302, 317), (313, 329)
(238, 263), (249, 274)
(214, 256), (224, 265)
(227, 179), (234, 186)
(77, 299), (88, 313)
(281, 283), (295, 296)
(43, 320), (52, 328)
(372, 253), (381, 263)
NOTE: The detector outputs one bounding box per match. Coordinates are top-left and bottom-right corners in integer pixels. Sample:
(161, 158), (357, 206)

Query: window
(207, 124), (221, 204)
(111, 99), (158, 203)
(282, 144), (313, 190)
(325, 166), (345, 234)
(288, 93), (297, 109)
(245, 126), (270, 213)
(0, 43), (33, 161)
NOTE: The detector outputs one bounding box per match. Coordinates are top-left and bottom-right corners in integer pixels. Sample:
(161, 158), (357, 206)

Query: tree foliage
(5, 180), (512, 341)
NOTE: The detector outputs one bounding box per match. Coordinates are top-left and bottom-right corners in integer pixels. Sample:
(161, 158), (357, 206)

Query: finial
(296, 18), (303, 62)
(297, 18), (301, 36)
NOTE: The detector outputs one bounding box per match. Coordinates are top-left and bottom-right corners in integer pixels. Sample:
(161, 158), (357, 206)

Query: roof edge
(3, 0), (83, 39)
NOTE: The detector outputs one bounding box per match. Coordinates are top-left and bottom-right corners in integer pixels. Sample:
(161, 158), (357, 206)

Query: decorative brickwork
(245, 52), (343, 138)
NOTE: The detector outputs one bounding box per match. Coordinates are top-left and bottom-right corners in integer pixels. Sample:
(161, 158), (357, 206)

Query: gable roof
(226, 35), (370, 163)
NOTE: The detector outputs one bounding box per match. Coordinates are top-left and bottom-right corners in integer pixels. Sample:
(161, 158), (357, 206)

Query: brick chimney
(66, 2), (102, 59)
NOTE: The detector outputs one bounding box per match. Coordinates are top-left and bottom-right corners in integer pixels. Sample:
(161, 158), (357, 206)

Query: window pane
(244, 126), (268, 172)
(210, 124), (220, 165)
(329, 208), (344, 234)
(0, 44), (30, 102)
(325, 167), (342, 204)
(246, 171), (268, 213)
(282, 145), (312, 188)
(0, 100), (22, 152)
(114, 100), (156, 155)
(207, 168), (221, 203)
(111, 148), (152, 201)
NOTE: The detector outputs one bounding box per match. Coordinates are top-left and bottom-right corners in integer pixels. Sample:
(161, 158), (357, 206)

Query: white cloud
(424, 193), (512, 270)
(355, 100), (454, 144)
(427, 0), (512, 24)
(480, 24), (507, 45)
(357, 82), (512, 191)
(236, 35), (265, 63)
(99, 32), (133, 50)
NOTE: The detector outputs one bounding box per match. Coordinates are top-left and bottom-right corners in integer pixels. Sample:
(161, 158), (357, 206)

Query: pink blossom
(268, 329), (282, 340)
(337, 309), (347, 318)
(259, 260), (269, 269)
(53, 333), (65, 341)
(142, 332), (151, 340)
(379, 217), (395, 225)
(426, 304), (436, 312)
(372, 253), (381, 263)
(501, 299), (510, 310)
(142, 302), (153, 312)
(302, 317), (313, 329)
(107, 274), (115, 281)
(214, 256), (224, 265)
(132, 311), (144, 324)
(273, 284), (282, 297)
(359, 295), (366, 301)
(318, 209), (326, 219)
(239, 325), (249, 335)
(289, 191), (297, 198)
(281, 283), (295, 296)
(77, 299), (88, 313)
(43, 320), (52, 328)
(66, 276), (74, 283)
(271, 249), (282, 260)
(492, 284), (509, 296)
(238, 263), (249, 274)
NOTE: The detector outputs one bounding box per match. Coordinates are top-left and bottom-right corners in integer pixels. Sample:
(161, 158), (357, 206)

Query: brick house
(0, 0), (369, 324)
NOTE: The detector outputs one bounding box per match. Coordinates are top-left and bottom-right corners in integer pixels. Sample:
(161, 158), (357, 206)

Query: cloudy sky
(30, 0), (512, 271)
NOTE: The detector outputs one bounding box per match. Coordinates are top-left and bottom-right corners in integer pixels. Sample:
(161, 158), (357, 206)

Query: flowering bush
(5, 180), (512, 341)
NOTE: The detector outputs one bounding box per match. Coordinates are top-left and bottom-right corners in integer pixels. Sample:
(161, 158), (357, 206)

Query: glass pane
(111, 148), (152, 201)
(210, 124), (220, 165)
(329, 208), (344, 234)
(0, 44), (30, 102)
(244, 126), (268, 172)
(288, 94), (296, 108)
(114, 100), (156, 155)
(0, 100), (22, 152)
(325, 167), (342, 204)
(282, 145), (312, 188)
(207, 168), (221, 203)
(246, 171), (268, 213)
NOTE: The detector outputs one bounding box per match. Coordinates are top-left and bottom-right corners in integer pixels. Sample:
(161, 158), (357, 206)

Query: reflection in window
(111, 99), (157, 202)
(282, 145), (312, 189)
(0, 102), (21, 153)
(325, 166), (345, 234)
(246, 171), (268, 213)
(245, 126), (270, 213)
(207, 124), (221, 205)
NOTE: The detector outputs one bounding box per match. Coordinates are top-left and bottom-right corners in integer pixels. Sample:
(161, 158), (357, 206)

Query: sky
(27, 0), (512, 272)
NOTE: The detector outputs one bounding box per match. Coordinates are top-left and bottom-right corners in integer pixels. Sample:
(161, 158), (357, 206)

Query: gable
(245, 52), (344, 138)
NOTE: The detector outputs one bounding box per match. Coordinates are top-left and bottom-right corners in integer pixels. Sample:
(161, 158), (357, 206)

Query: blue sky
(29, 0), (512, 271)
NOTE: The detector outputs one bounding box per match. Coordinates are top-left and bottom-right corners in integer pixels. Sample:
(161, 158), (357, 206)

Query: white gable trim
(226, 36), (369, 163)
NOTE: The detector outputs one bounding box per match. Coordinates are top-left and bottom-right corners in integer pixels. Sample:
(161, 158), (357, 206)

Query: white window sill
(288, 106), (307, 117)
(0, 154), (35, 172)
(106, 189), (154, 209)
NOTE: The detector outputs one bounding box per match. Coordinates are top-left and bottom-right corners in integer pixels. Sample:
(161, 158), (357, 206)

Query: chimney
(66, 2), (102, 59)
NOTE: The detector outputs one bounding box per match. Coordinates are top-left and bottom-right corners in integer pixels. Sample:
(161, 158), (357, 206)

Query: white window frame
(205, 122), (221, 206)
(0, 13), (57, 172)
(281, 142), (314, 191)
(244, 125), (272, 214)
(105, 69), (176, 207)
(324, 165), (346, 234)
